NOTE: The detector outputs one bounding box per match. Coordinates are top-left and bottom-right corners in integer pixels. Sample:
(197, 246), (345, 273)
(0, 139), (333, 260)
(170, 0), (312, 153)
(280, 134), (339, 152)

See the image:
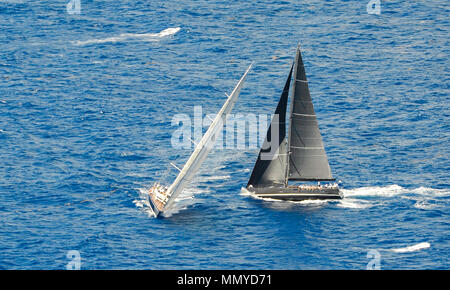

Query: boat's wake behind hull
(247, 186), (342, 201)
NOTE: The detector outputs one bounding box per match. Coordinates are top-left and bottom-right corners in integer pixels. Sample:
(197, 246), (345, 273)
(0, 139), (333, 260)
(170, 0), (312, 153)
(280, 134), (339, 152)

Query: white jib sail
(162, 64), (252, 213)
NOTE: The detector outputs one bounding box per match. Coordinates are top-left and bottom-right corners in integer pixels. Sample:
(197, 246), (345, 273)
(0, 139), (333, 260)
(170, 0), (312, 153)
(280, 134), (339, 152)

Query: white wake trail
(390, 242), (431, 253)
(74, 27), (181, 46)
(341, 184), (449, 198)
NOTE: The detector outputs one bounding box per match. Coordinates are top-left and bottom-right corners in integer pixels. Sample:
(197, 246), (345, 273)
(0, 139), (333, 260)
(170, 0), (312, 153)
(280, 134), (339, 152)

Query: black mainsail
(248, 45), (336, 193)
(287, 46), (334, 181)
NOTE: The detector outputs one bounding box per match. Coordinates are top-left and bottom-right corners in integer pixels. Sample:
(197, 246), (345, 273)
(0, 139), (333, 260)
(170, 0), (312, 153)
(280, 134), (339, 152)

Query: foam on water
(201, 175), (231, 182)
(413, 199), (437, 210)
(342, 185), (449, 198)
(74, 27), (181, 46)
(337, 198), (373, 209)
(135, 184), (208, 218)
(390, 242), (431, 253)
(0, 0), (25, 3)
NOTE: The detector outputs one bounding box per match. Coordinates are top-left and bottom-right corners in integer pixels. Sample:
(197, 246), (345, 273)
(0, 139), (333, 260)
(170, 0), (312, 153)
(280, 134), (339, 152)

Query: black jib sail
(247, 65), (293, 187)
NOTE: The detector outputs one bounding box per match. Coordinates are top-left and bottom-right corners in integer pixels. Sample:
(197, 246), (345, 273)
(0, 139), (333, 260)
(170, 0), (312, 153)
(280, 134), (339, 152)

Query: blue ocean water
(0, 0), (448, 269)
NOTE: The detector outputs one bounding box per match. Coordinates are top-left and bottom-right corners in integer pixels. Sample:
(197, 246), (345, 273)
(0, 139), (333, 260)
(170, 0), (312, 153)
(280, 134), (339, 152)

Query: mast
(285, 46), (300, 186)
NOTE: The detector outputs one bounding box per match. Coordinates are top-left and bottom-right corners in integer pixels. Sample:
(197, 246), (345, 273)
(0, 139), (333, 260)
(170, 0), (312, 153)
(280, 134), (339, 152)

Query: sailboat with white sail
(148, 64), (252, 217)
(246, 45), (341, 201)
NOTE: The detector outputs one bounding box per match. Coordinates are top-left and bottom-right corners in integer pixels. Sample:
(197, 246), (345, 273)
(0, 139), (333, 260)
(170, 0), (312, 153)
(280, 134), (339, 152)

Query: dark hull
(247, 186), (342, 201)
(147, 193), (161, 217)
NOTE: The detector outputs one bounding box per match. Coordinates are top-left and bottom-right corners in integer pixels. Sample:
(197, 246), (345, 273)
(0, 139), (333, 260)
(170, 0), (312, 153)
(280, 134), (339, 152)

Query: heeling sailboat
(246, 45), (341, 201)
(148, 64), (252, 217)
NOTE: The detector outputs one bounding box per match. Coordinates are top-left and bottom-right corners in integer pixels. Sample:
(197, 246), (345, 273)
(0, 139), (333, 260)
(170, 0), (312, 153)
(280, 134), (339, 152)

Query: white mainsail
(151, 64), (252, 216)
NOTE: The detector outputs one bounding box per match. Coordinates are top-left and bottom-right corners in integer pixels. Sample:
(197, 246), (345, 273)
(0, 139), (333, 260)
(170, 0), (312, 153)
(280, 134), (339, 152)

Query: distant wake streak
(390, 242), (431, 253)
(74, 27), (181, 46)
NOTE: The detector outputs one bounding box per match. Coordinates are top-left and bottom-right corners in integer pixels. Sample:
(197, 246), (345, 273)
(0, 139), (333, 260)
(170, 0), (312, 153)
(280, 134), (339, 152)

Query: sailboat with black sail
(246, 46), (341, 201)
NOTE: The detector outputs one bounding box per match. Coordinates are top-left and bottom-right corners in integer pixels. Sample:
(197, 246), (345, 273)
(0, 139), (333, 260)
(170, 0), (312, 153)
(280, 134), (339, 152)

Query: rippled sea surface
(0, 1), (448, 269)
